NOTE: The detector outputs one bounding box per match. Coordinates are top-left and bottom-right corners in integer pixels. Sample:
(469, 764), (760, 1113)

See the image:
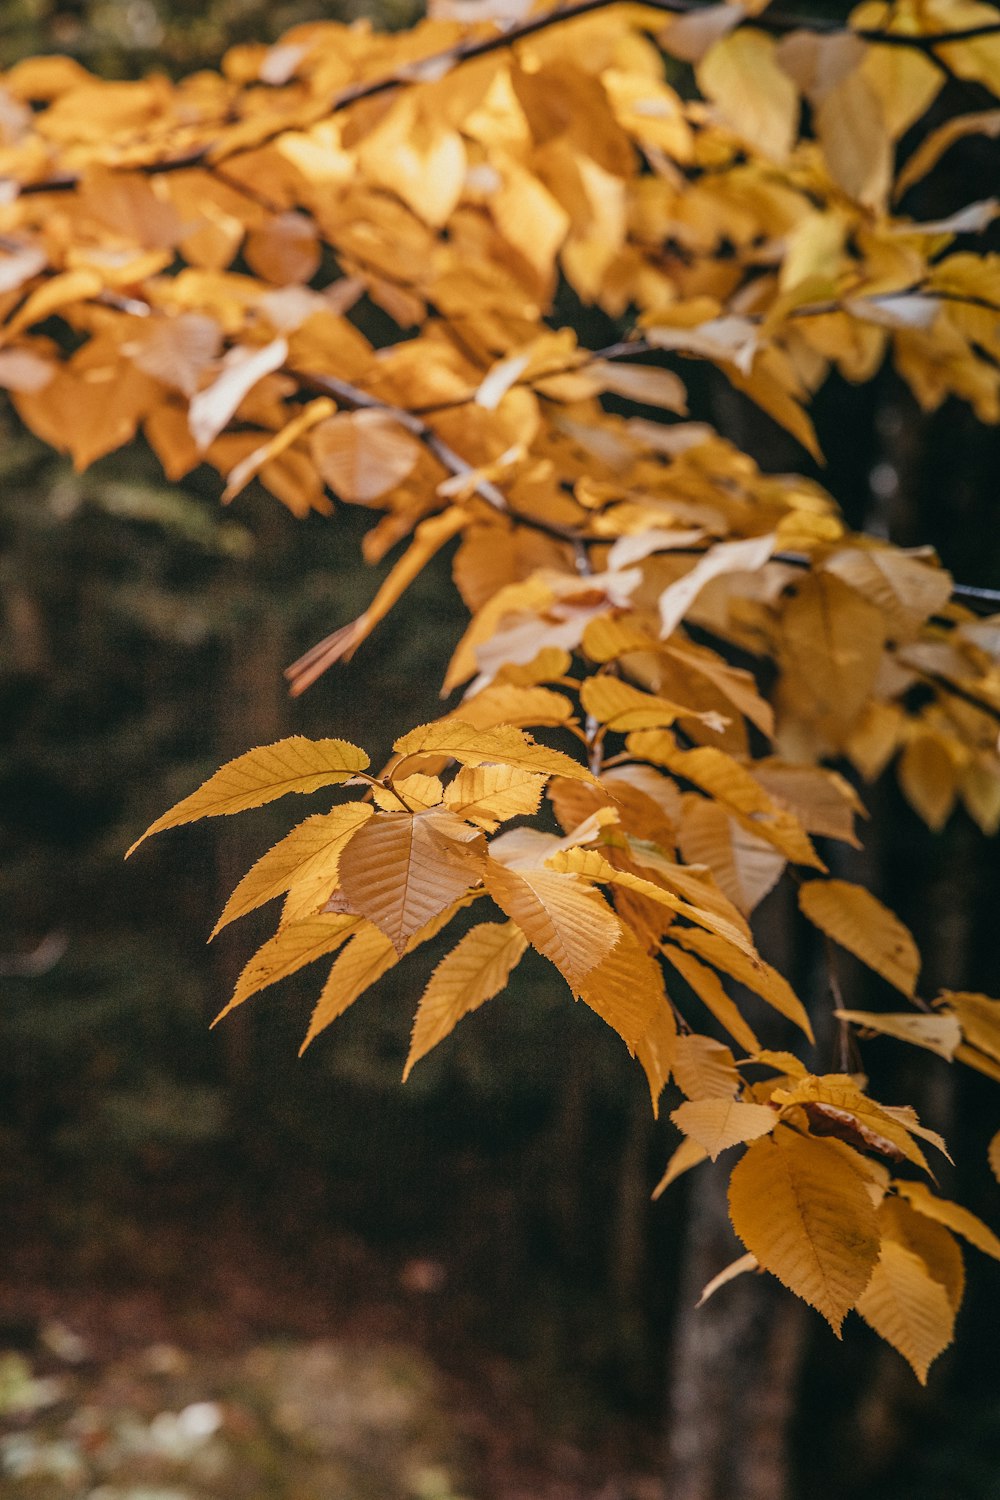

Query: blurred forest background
(2, 2), (1000, 1498)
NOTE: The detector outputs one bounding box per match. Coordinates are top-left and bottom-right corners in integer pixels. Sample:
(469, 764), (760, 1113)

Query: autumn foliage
(4, 0), (1000, 1383)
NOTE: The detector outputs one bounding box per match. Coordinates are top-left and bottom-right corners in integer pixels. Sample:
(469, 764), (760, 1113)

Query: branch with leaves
(3, 0), (1000, 1383)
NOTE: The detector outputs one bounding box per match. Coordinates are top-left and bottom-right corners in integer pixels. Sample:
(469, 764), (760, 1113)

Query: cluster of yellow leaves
(3, 0), (998, 818)
(9, 0), (1000, 1378)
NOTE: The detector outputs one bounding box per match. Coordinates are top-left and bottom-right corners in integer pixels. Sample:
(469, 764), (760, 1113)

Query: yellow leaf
(211, 803), (373, 938)
(727, 1127), (880, 1332)
(955, 1042), (1000, 1084)
(455, 683), (574, 730)
(677, 799), (786, 917)
(899, 732), (958, 831)
(213, 912), (362, 1026)
(3, 268), (104, 340)
(443, 764), (547, 831)
(672, 926), (814, 1041)
(894, 108), (1000, 199)
(672, 1033), (740, 1101)
(126, 737), (370, 856)
(834, 1009), (961, 1061)
(579, 676), (720, 733)
(658, 533), (775, 641)
(943, 991), (1000, 1061)
(750, 761), (864, 847)
(393, 720), (595, 782)
(587, 359), (688, 413)
(778, 574), (886, 744)
(671, 1097), (777, 1159)
(823, 548), (952, 644)
(576, 921), (670, 1055)
(652, 1135), (709, 1198)
(635, 987), (679, 1115)
(546, 844), (756, 956)
(989, 1130), (1000, 1185)
(698, 30), (800, 162)
(483, 857), (619, 989)
(309, 409), (423, 504)
(895, 1181), (1000, 1262)
(662, 943), (761, 1054)
(627, 732), (823, 869)
(696, 1252), (760, 1307)
(856, 1239), (955, 1383)
(188, 338), (288, 450)
(335, 808), (485, 955)
(300, 923), (398, 1054)
(403, 920), (528, 1079)
(221, 396), (335, 504)
(798, 879), (920, 997)
(370, 775), (444, 814)
(815, 67), (892, 209)
(879, 1197), (965, 1314)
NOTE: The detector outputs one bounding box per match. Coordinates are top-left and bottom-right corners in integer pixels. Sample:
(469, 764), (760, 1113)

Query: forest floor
(0, 1190), (665, 1500)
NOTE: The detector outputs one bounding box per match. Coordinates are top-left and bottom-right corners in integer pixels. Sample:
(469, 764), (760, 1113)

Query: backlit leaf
(213, 912), (362, 1025)
(651, 1134), (709, 1198)
(394, 721), (595, 782)
(672, 1033), (740, 1101)
(798, 880), (920, 997)
(211, 803), (373, 937)
(671, 1098), (777, 1159)
(728, 1127), (880, 1332)
(856, 1239), (955, 1383)
(126, 737), (370, 856)
(403, 920), (528, 1079)
(483, 857), (619, 989)
(443, 764), (547, 831)
(834, 1009), (961, 1061)
(895, 1181), (1000, 1262)
(336, 808), (486, 954)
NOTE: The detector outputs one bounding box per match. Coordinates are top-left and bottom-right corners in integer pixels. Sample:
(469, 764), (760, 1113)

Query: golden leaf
(403, 920), (528, 1079)
(455, 683), (574, 730)
(672, 1033), (740, 1101)
(188, 338), (289, 450)
(300, 923), (398, 1054)
(126, 737), (370, 856)
(662, 943), (761, 1054)
(335, 808), (486, 954)
(651, 1134), (709, 1198)
(777, 574), (886, 744)
(547, 844), (756, 956)
(211, 803), (373, 938)
(672, 926), (814, 1041)
(213, 912), (362, 1026)
(879, 1197), (965, 1314)
(671, 1097), (777, 1159)
(658, 534), (775, 641)
(371, 774), (445, 814)
(895, 1181), (1000, 1262)
(628, 733), (823, 869)
(944, 991), (1000, 1060)
(698, 30), (799, 161)
(579, 676), (718, 733)
(576, 922), (670, 1056)
(989, 1130), (1000, 1185)
(898, 732), (958, 831)
(727, 1127), (880, 1333)
(677, 799), (786, 917)
(696, 1252), (760, 1307)
(309, 409), (423, 504)
(773, 1075), (937, 1173)
(483, 857), (619, 989)
(856, 1239), (955, 1383)
(798, 879), (920, 997)
(443, 763), (547, 831)
(834, 1009), (961, 1061)
(394, 720), (595, 782)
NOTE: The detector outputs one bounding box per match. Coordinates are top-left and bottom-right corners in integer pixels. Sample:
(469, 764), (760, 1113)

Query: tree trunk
(663, 1160), (807, 1500)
